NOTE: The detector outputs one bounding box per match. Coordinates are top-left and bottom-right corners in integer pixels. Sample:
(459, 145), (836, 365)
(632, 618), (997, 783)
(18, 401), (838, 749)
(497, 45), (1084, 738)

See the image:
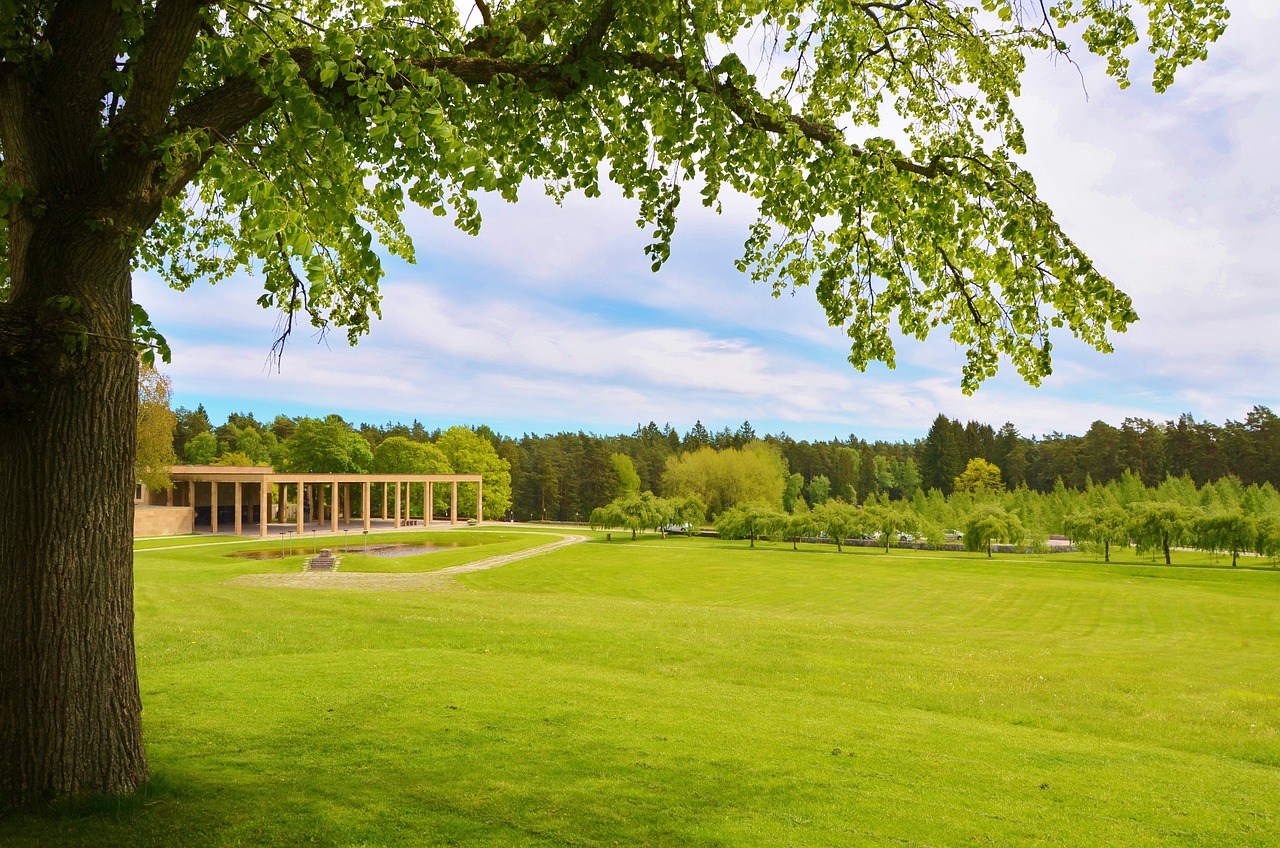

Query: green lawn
(4, 531), (1278, 846)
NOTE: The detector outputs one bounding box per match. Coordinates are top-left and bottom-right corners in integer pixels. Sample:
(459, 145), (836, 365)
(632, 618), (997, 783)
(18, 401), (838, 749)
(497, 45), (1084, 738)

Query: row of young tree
(593, 456), (1280, 567)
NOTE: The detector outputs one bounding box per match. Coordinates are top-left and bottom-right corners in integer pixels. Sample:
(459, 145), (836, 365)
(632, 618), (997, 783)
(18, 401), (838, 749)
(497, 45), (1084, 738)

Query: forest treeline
(167, 404), (1280, 523)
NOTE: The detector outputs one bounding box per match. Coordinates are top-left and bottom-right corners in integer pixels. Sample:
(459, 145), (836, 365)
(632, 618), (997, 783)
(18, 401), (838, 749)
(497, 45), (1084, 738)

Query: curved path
(229, 532), (589, 592)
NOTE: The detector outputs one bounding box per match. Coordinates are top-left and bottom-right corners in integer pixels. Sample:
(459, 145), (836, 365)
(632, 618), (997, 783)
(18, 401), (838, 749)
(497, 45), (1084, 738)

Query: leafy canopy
(0, 0), (1229, 387)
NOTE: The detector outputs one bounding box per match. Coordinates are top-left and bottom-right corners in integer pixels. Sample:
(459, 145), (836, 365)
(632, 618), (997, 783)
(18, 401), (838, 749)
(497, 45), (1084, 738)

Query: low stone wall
(134, 506), (194, 537)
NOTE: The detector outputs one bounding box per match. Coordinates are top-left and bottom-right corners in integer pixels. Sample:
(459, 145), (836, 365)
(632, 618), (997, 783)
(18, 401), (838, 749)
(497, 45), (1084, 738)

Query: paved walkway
(228, 531), (588, 592)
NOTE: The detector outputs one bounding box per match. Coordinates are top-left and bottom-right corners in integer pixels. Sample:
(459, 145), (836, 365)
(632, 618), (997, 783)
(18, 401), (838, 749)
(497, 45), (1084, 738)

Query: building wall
(134, 506), (194, 537)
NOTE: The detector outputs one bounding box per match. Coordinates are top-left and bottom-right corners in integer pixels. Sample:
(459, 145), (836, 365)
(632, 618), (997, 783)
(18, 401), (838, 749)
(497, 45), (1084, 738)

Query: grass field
(3, 529), (1279, 846)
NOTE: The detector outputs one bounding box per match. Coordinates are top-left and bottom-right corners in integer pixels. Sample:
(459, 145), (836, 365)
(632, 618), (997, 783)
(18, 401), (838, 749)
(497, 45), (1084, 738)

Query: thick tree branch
(113, 0), (208, 140)
(25, 1), (121, 188)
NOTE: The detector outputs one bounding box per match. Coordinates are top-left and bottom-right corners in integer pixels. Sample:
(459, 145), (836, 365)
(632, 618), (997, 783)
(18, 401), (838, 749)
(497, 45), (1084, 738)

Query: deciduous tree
(1126, 502), (1197, 565)
(813, 499), (863, 552)
(135, 363), (177, 492)
(435, 426), (512, 519)
(953, 458), (1005, 497)
(963, 505), (1025, 558)
(715, 502), (786, 548)
(0, 0), (1229, 807)
(1064, 505), (1129, 563)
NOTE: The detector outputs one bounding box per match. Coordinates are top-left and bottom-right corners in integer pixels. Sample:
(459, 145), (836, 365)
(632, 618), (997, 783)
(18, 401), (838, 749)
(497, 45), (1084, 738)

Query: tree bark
(0, 218), (148, 807)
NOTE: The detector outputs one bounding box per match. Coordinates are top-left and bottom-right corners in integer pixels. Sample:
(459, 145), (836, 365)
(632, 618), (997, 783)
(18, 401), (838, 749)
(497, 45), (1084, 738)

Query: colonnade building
(134, 465), (483, 537)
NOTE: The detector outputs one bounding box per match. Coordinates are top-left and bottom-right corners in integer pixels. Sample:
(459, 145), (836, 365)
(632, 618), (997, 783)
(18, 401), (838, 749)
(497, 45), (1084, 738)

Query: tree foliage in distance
(667, 494), (709, 531)
(136, 363), (177, 492)
(662, 442), (788, 517)
(372, 435), (450, 475)
(806, 474), (832, 507)
(211, 450), (260, 467)
(434, 426), (513, 519)
(785, 505), (819, 550)
(611, 453), (642, 499)
(284, 417), (375, 474)
(183, 431), (218, 465)
(782, 472), (804, 514)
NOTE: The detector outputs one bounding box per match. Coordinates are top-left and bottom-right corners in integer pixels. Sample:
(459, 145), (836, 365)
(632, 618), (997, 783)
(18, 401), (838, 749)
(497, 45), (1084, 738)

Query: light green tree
(611, 453), (641, 498)
(1064, 506), (1129, 563)
(373, 436), (450, 475)
(590, 492), (669, 540)
(435, 427), (512, 519)
(864, 504), (923, 553)
(813, 499), (864, 553)
(953, 458), (1005, 497)
(667, 495), (708, 533)
(1127, 501), (1198, 565)
(806, 474), (832, 507)
(785, 505), (819, 551)
(662, 441), (787, 516)
(782, 472), (804, 514)
(963, 505), (1026, 558)
(1193, 510), (1255, 568)
(183, 431), (218, 465)
(284, 417), (375, 474)
(212, 450), (259, 467)
(715, 502), (787, 548)
(0, 0), (1230, 808)
(374, 435), (452, 518)
(1254, 514), (1280, 561)
(135, 364), (177, 492)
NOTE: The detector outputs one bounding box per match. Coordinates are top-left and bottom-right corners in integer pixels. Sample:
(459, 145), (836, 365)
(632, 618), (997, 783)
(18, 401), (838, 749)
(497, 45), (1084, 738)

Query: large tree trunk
(0, 217), (148, 807)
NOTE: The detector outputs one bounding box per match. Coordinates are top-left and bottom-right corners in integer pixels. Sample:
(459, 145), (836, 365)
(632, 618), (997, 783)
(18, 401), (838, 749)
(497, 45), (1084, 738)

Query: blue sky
(136, 1), (1280, 444)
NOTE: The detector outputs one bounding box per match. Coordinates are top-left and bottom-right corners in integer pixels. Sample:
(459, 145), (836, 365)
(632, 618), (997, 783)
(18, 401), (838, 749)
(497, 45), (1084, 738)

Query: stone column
(477, 478), (484, 523)
(330, 480), (339, 532)
(362, 482), (371, 533)
(450, 480), (458, 525)
(234, 481), (243, 535)
(260, 482), (270, 537)
(381, 483), (387, 519)
(394, 480), (402, 529)
(188, 479), (195, 510)
(296, 481), (305, 534)
(427, 481), (434, 525)
(210, 480), (219, 534)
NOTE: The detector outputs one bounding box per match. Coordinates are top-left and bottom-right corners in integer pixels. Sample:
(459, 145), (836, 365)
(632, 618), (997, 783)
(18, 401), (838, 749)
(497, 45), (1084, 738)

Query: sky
(135, 1), (1280, 445)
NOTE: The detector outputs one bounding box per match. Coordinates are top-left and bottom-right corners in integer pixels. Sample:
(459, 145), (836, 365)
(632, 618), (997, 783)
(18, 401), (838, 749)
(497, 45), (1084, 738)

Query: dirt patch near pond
(228, 533), (587, 592)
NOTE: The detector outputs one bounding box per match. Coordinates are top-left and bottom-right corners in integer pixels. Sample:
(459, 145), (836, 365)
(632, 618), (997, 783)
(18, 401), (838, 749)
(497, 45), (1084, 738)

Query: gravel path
(228, 532), (588, 592)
